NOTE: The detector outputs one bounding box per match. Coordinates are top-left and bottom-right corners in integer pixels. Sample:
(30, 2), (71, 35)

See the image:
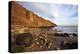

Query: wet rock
(60, 41), (78, 49)
(63, 33), (69, 37)
(73, 33), (77, 36)
(15, 33), (33, 47)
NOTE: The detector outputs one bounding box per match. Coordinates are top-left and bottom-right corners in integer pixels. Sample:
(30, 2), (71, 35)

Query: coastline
(10, 27), (78, 52)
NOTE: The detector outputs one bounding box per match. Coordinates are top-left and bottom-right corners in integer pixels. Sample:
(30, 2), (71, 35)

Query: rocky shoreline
(11, 28), (78, 53)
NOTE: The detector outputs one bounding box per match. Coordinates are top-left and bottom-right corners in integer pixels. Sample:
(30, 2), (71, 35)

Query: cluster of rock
(34, 31), (53, 48)
(11, 28), (78, 52)
(54, 32), (78, 37)
(60, 41), (78, 49)
(11, 29), (55, 52)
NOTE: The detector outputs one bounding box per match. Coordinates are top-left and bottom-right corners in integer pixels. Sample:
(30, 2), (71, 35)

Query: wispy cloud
(17, 1), (78, 26)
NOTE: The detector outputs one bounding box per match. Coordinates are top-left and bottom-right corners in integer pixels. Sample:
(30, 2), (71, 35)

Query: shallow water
(52, 26), (78, 33)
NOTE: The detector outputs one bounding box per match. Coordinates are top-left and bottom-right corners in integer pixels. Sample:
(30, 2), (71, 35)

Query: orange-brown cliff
(10, 1), (56, 29)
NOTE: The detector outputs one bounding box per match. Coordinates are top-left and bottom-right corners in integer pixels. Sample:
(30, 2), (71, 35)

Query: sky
(17, 1), (78, 26)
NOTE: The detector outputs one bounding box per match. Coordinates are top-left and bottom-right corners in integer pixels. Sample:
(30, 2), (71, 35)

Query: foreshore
(10, 28), (78, 52)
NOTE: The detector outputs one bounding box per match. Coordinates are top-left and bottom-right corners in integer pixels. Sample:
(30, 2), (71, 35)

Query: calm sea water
(52, 26), (78, 33)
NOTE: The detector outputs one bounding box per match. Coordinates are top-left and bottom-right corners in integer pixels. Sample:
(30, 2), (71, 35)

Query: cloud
(17, 1), (78, 26)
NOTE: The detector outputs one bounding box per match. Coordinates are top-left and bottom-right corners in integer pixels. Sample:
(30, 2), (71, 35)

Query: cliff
(10, 1), (56, 29)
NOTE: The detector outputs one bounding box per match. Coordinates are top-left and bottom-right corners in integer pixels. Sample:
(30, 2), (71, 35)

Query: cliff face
(10, 1), (56, 29)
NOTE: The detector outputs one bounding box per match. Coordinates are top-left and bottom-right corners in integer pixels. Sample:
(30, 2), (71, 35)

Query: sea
(52, 26), (78, 34)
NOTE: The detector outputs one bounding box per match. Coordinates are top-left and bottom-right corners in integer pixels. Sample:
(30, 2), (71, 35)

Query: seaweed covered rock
(15, 33), (33, 47)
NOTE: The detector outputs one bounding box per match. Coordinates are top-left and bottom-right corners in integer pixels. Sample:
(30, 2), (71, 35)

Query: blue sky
(17, 1), (78, 26)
